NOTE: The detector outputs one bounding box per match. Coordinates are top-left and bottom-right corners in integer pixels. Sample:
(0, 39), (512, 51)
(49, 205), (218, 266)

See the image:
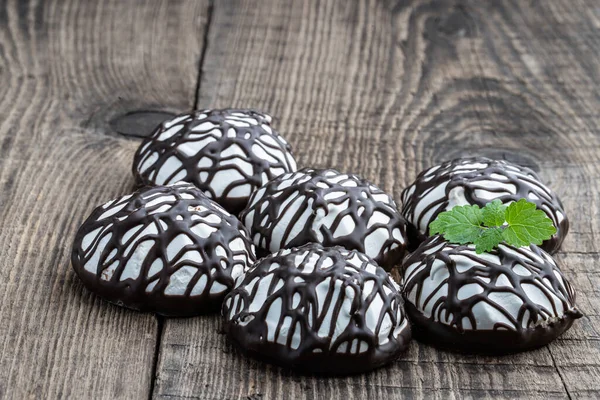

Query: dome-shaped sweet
(241, 168), (408, 271)
(401, 157), (568, 254)
(71, 182), (255, 316)
(133, 109), (297, 214)
(222, 243), (411, 374)
(402, 235), (581, 353)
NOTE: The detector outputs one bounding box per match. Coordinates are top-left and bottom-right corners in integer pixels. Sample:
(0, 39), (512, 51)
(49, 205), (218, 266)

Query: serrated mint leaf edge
(428, 199), (558, 253)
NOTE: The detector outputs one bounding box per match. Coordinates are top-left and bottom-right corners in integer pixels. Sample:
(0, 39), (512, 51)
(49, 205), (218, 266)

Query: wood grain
(0, 0), (209, 398)
(153, 0), (600, 399)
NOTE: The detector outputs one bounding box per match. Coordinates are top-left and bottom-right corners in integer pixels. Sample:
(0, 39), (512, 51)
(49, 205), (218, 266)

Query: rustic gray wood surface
(0, 0), (598, 399)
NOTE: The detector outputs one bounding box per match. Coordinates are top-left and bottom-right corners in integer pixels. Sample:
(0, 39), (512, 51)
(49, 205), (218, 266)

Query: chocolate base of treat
(254, 246), (271, 261)
(539, 234), (563, 256)
(405, 302), (581, 354)
(405, 222), (424, 253)
(75, 270), (226, 317)
(224, 323), (412, 375)
(379, 245), (406, 272)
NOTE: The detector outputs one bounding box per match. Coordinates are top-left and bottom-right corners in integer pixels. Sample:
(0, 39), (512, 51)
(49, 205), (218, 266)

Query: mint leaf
(481, 199), (507, 227)
(502, 199), (557, 247)
(429, 205), (484, 244)
(473, 227), (504, 254)
(429, 198), (558, 253)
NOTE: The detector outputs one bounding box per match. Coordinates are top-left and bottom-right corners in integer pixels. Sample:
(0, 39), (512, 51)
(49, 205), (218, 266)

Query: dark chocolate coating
(132, 109), (297, 214)
(222, 243), (411, 374)
(240, 168), (409, 271)
(402, 236), (582, 354)
(401, 157), (568, 254)
(71, 183), (255, 316)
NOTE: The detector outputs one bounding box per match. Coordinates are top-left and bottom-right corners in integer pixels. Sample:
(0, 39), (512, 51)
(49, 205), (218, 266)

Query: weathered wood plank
(0, 0), (209, 398)
(155, 0), (600, 398)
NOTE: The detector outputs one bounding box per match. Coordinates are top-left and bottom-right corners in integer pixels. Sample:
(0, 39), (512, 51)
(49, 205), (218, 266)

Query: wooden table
(1, 0), (599, 398)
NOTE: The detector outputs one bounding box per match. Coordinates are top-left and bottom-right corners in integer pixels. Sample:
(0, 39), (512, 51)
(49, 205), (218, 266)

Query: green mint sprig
(429, 199), (557, 254)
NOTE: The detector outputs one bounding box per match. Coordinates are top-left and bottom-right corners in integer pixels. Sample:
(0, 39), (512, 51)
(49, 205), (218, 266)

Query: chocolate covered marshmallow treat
(241, 168), (408, 271)
(72, 183), (255, 316)
(223, 243), (411, 374)
(401, 157), (568, 254)
(402, 235), (581, 353)
(133, 109), (297, 214)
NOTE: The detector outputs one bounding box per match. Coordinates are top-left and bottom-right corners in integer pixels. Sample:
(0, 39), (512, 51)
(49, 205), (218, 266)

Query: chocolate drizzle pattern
(71, 182), (256, 316)
(222, 243), (411, 374)
(401, 157), (568, 254)
(240, 168), (408, 271)
(132, 109), (297, 214)
(402, 236), (581, 353)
